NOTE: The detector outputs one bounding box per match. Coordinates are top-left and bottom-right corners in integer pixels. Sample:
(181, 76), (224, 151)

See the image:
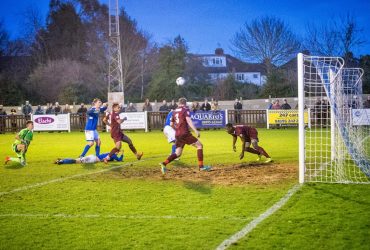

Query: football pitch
(0, 129), (369, 249)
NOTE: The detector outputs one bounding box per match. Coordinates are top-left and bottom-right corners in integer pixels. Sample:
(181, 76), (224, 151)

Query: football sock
(164, 153), (177, 165)
(20, 153), (26, 162)
(246, 147), (260, 155)
(62, 158), (76, 164)
(95, 145), (100, 156)
(9, 157), (21, 163)
(81, 145), (91, 157)
(197, 149), (204, 167)
(171, 144), (176, 154)
(129, 144), (137, 154)
(257, 147), (270, 158)
(108, 148), (120, 158)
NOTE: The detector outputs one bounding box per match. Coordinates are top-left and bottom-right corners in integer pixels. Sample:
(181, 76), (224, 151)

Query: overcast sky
(1, 0), (369, 56)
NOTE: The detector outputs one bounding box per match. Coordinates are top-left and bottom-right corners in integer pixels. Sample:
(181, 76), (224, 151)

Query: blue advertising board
(190, 111), (226, 128)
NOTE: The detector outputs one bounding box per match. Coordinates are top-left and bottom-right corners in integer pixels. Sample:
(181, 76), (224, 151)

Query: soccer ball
(176, 77), (186, 86)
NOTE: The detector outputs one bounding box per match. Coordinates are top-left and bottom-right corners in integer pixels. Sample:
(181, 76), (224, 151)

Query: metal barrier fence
(0, 110), (269, 133)
(227, 110), (267, 128)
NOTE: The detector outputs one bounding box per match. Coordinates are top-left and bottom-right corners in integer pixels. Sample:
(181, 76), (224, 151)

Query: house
(190, 48), (267, 86)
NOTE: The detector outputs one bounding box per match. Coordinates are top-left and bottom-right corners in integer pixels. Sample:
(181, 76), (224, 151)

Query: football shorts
(163, 125), (176, 143)
(85, 130), (99, 141)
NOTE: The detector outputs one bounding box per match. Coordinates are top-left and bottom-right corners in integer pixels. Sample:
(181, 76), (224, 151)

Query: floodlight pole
(108, 0), (124, 103)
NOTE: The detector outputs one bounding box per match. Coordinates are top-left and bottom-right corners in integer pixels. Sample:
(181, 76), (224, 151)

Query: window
(253, 73), (259, 79)
(236, 74), (245, 81)
(212, 57), (222, 65)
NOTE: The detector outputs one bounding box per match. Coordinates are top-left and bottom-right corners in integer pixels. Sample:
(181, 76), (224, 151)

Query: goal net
(298, 53), (370, 184)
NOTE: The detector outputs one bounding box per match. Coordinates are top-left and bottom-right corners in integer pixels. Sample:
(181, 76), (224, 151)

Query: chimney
(215, 48), (224, 55)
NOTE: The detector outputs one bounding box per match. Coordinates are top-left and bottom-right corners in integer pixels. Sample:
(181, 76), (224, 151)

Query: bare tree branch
(231, 16), (301, 70)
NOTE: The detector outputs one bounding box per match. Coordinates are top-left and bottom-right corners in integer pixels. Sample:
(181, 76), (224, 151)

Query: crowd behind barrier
(1, 95), (369, 133)
(0, 110), (301, 133)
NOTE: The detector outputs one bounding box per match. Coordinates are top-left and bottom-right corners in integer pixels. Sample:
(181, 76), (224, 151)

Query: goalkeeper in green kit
(5, 120), (34, 166)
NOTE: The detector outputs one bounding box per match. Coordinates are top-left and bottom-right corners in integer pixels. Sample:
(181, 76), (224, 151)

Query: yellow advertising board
(267, 109), (310, 128)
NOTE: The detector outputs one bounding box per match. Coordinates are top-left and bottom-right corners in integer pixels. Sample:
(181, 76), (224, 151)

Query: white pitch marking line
(0, 213), (250, 221)
(0, 155), (164, 197)
(216, 184), (302, 250)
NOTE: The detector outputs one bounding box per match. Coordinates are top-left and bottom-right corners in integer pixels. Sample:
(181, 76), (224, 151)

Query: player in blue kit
(54, 152), (123, 165)
(163, 110), (177, 156)
(79, 98), (108, 157)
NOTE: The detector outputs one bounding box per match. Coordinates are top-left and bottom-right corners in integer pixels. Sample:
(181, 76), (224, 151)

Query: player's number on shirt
(175, 113), (180, 124)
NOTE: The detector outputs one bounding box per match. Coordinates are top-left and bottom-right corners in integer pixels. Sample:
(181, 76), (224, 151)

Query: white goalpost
(298, 53), (370, 184)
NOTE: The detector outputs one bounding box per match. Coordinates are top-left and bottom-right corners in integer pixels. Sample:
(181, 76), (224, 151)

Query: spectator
(142, 98), (153, 111)
(168, 99), (178, 110)
(191, 101), (200, 112)
(234, 98), (243, 123)
(351, 96), (360, 109)
(0, 105), (7, 134)
(211, 100), (219, 111)
(126, 103), (137, 112)
(314, 99), (322, 126)
(34, 105), (44, 115)
(63, 104), (72, 114)
(281, 99), (292, 109)
(159, 100), (169, 112)
(271, 99), (281, 109)
(200, 99), (211, 111)
(10, 108), (17, 132)
(77, 103), (87, 132)
(54, 102), (61, 114)
(22, 100), (33, 120)
(322, 99), (330, 127)
(45, 103), (54, 114)
(364, 96), (370, 108)
(267, 100), (274, 109)
(119, 103), (125, 113)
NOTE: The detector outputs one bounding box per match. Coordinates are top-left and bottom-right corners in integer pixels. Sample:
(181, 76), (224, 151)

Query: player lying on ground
(102, 103), (143, 163)
(225, 123), (272, 163)
(159, 97), (211, 174)
(5, 120), (34, 166)
(54, 152), (123, 165)
(80, 98), (108, 157)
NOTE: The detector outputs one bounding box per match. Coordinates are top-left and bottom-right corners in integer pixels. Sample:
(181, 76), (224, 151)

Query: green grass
(0, 129), (369, 249)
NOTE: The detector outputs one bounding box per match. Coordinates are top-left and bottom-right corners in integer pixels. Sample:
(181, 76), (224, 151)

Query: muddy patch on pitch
(96, 162), (298, 186)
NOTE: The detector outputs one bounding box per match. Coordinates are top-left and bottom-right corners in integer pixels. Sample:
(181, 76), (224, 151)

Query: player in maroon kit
(225, 123), (272, 163)
(159, 97), (211, 174)
(102, 103), (143, 162)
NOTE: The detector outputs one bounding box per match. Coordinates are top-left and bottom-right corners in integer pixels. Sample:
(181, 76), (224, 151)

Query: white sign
(352, 109), (370, 126)
(119, 112), (147, 131)
(32, 114), (71, 132)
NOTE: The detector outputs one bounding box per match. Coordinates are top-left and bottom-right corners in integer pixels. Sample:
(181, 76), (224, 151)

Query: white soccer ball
(176, 77), (186, 86)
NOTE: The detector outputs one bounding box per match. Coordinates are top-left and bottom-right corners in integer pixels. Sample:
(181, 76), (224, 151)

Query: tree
(232, 16), (301, 72)
(0, 19), (9, 56)
(119, 9), (152, 95)
(148, 36), (187, 100)
(360, 55), (370, 94)
(260, 69), (296, 98)
(235, 82), (261, 100)
(212, 75), (238, 100)
(304, 21), (341, 56)
(28, 59), (105, 103)
(304, 14), (365, 57)
(40, 1), (86, 61)
(0, 74), (26, 105)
